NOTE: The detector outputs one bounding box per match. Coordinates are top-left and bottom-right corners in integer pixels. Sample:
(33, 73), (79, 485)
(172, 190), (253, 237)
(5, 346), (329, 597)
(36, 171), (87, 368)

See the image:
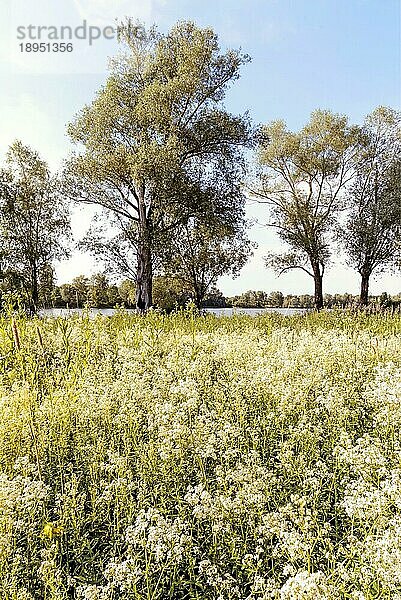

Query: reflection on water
(40, 307), (309, 318)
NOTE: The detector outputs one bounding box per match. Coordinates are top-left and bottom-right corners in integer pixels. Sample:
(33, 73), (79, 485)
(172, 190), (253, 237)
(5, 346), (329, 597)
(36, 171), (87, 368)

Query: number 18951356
(19, 43), (74, 52)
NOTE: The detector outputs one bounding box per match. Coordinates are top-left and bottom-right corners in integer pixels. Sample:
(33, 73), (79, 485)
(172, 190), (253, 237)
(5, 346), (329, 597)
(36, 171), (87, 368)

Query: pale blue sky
(0, 0), (400, 295)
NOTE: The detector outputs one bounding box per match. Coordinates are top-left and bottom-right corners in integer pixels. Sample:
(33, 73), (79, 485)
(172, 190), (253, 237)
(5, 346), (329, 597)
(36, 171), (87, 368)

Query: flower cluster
(0, 310), (400, 598)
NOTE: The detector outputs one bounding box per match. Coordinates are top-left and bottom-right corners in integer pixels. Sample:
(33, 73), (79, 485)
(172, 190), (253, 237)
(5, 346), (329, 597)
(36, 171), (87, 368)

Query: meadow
(1, 308), (401, 599)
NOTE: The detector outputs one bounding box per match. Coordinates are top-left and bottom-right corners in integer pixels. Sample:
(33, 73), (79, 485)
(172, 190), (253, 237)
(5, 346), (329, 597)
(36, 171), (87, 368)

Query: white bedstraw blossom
(103, 556), (141, 591)
(4, 310), (401, 595)
(198, 559), (241, 597)
(247, 575), (280, 599)
(357, 516), (401, 590)
(125, 507), (192, 563)
(15, 589), (35, 600)
(76, 584), (111, 600)
(280, 571), (332, 599)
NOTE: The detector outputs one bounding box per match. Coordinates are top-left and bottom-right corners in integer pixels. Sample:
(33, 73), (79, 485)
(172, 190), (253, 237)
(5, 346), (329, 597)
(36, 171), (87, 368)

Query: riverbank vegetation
(1, 309), (401, 598)
(4, 271), (400, 312)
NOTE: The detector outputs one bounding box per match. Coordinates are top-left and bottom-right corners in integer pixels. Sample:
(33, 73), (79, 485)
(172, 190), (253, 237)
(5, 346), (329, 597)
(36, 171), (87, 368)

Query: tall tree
(162, 216), (253, 308)
(340, 107), (401, 305)
(81, 175), (254, 309)
(65, 20), (253, 311)
(78, 213), (139, 282)
(0, 141), (71, 312)
(253, 110), (359, 309)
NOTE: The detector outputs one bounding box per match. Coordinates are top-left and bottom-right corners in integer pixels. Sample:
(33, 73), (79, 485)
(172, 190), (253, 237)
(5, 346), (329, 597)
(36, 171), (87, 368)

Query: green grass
(1, 308), (401, 599)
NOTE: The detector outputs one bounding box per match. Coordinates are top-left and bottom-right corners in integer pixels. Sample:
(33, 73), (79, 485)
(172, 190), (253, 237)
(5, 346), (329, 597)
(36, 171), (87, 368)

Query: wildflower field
(1, 309), (401, 600)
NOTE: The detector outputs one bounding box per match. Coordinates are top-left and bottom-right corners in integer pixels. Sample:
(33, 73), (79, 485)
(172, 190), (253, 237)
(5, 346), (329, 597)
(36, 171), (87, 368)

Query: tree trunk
(136, 237), (152, 312)
(194, 288), (202, 309)
(31, 263), (39, 315)
(360, 271), (370, 306)
(136, 190), (153, 312)
(312, 264), (323, 310)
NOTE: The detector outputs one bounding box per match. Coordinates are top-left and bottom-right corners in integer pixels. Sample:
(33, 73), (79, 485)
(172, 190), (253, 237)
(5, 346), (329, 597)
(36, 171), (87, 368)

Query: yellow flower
(42, 522), (64, 540)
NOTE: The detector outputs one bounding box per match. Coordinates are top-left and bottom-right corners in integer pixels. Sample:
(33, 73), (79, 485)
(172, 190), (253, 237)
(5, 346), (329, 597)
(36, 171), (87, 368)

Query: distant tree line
(4, 270), (396, 313)
(12, 273), (224, 312)
(0, 20), (400, 313)
(226, 290), (401, 309)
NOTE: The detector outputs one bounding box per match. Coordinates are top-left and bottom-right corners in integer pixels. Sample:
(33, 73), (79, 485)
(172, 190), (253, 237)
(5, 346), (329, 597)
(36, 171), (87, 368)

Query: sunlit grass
(1, 308), (401, 599)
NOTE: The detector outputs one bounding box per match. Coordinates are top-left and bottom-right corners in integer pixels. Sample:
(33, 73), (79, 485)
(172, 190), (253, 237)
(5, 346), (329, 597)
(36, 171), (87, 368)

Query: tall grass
(0, 308), (401, 599)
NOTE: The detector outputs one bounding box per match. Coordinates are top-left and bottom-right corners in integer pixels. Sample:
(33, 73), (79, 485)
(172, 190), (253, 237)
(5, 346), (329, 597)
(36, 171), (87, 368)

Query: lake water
(40, 307), (309, 318)
(204, 307), (308, 316)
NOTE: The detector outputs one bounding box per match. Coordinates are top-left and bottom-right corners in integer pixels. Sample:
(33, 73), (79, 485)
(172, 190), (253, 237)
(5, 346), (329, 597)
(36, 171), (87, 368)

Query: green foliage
(268, 290), (284, 307)
(254, 110), (361, 309)
(340, 106), (401, 304)
(87, 273), (112, 308)
(118, 279), (136, 307)
(232, 289), (270, 307)
(161, 216), (254, 307)
(55, 274), (130, 309)
(0, 141), (71, 312)
(64, 20), (253, 310)
(152, 275), (192, 311)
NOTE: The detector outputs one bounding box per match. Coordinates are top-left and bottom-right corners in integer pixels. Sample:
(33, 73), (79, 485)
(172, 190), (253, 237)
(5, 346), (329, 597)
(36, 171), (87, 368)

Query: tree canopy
(0, 141), (71, 311)
(253, 110), (361, 308)
(64, 20), (254, 311)
(340, 106), (401, 304)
